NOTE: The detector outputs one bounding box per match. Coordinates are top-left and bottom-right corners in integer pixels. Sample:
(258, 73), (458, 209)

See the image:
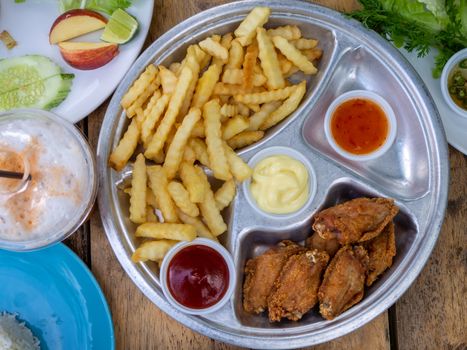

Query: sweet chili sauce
(167, 245), (229, 309)
(331, 98), (388, 155)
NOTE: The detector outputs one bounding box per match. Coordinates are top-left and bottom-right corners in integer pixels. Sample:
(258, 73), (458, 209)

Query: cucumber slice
(0, 55), (74, 111)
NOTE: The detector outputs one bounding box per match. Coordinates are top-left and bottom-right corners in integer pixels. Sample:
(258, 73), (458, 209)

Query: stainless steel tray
(97, 1), (449, 348)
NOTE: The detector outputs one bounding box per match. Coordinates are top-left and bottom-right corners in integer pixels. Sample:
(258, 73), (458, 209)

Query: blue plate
(0, 243), (114, 350)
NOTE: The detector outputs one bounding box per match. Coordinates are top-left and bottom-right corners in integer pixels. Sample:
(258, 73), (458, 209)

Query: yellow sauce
(250, 155), (309, 214)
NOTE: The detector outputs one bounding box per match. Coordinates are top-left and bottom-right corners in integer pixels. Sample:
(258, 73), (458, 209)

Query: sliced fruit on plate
(0, 55), (74, 111)
(49, 9), (108, 44)
(101, 8), (138, 44)
(58, 41), (119, 70)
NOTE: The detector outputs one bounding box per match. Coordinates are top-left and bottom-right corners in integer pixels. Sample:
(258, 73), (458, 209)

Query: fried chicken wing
(313, 197), (399, 245)
(318, 245), (369, 320)
(243, 240), (304, 314)
(268, 249), (329, 322)
(364, 222), (396, 286)
(306, 232), (340, 258)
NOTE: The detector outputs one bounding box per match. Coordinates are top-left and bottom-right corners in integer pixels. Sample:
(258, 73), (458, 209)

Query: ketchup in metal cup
(330, 98), (389, 155)
(167, 244), (229, 309)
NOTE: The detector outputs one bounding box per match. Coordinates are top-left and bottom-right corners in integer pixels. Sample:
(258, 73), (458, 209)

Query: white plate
(0, 0), (153, 123)
(399, 48), (467, 155)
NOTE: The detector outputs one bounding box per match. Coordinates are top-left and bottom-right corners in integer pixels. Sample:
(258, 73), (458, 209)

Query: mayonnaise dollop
(250, 155), (309, 214)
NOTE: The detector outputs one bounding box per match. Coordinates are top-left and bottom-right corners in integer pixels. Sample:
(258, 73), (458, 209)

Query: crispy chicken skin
(313, 197), (399, 245)
(306, 232), (340, 258)
(318, 245), (369, 320)
(243, 240), (304, 314)
(268, 249), (330, 322)
(364, 222), (396, 286)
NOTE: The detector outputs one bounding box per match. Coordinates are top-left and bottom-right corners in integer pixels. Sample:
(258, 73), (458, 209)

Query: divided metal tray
(97, 1), (449, 348)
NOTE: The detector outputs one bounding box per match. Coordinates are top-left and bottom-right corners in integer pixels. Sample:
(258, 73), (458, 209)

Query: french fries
(203, 99), (231, 181)
(234, 6), (270, 46)
(227, 130), (264, 149)
(220, 103), (237, 118)
(257, 27), (284, 90)
(226, 39), (244, 69)
(215, 179), (236, 210)
(141, 94), (170, 146)
(131, 240), (177, 263)
(199, 37), (228, 61)
(129, 154), (147, 224)
(260, 80), (307, 129)
(145, 66), (193, 160)
(147, 166), (178, 223)
(183, 144), (196, 164)
(177, 210), (218, 241)
(179, 54), (201, 118)
(222, 115), (249, 140)
(109, 118), (139, 171)
(291, 38), (318, 50)
(112, 6), (323, 263)
(159, 66), (178, 94)
(222, 68), (266, 87)
(272, 36), (317, 74)
(167, 181), (200, 217)
(121, 65), (158, 109)
(126, 79), (159, 118)
(267, 25), (301, 40)
(192, 63), (223, 108)
(213, 83), (263, 96)
(188, 138), (210, 167)
(223, 143), (252, 181)
(234, 85), (297, 104)
(248, 101), (281, 131)
(135, 223), (196, 241)
(143, 90), (162, 120)
(196, 167), (227, 236)
(164, 107), (201, 179)
(179, 162), (206, 203)
(242, 41), (258, 90)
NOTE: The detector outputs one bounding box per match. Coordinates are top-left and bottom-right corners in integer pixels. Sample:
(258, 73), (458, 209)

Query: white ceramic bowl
(160, 238), (236, 315)
(243, 146), (317, 219)
(440, 48), (467, 118)
(324, 90), (397, 161)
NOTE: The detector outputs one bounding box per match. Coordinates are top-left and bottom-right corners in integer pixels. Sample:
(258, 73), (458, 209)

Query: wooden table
(67, 1), (467, 349)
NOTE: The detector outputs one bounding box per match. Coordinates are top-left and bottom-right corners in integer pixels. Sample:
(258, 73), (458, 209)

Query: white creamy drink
(0, 111), (96, 248)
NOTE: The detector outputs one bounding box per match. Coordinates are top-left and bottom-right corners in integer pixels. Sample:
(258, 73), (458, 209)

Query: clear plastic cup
(160, 238), (236, 315)
(0, 109), (97, 251)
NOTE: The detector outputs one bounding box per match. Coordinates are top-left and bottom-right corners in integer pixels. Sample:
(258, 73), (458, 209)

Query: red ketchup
(167, 244), (229, 309)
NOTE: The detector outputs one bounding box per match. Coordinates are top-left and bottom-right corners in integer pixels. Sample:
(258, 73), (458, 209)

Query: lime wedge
(101, 9), (138, 44)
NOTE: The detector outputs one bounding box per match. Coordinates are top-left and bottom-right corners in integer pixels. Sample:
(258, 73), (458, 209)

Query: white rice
(0, 313), (40, 350)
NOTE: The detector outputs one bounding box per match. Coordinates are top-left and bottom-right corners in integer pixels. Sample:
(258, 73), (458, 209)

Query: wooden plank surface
(78, 1), (466, 349)
(394, 150), (467, 350)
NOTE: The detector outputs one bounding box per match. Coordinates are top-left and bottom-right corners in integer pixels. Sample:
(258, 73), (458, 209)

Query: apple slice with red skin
(50, 9), (107, 44)
(58, 42), (119, 70)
